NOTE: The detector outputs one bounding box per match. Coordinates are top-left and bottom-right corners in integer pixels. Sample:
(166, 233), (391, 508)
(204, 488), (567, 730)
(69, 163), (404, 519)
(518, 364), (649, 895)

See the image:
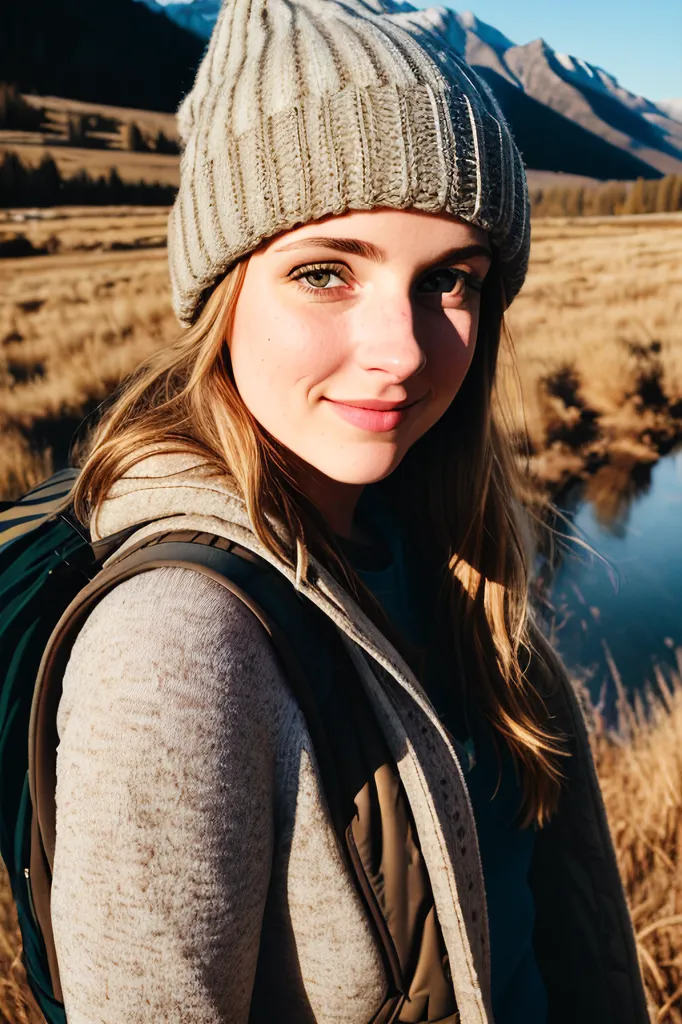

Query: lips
(323, 396), (422, 433)
(328, 397), (415, 411)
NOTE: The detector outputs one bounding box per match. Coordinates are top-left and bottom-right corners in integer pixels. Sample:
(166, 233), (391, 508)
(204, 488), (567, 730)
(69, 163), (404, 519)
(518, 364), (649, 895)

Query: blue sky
(411, 1), (681, 101)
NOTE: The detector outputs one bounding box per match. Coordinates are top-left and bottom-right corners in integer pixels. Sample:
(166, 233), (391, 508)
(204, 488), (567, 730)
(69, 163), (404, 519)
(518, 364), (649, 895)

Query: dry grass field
(0, 207), (173, 498)
(504, 213), (682, 491)
(1, 209), (682, 1020)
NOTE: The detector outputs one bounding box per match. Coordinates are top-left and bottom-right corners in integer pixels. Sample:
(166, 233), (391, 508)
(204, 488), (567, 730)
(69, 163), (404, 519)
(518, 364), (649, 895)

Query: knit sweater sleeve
(51, 565), (291, 1024)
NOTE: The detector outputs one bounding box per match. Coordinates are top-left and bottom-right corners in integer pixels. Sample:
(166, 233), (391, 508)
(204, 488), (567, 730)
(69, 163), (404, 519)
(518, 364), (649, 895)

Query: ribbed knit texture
(167, 0), (530, 325)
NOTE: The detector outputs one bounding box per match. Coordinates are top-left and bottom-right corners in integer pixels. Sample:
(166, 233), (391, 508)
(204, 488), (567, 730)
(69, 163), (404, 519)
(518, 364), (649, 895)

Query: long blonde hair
(71, 253), (570, 827)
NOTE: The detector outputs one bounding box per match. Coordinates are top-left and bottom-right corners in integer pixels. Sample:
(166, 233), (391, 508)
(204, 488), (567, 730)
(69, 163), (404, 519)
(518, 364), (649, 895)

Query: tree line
(0, 82), (180, 154)
(530, 175), (682, 217)
(0, 151), (177, 207)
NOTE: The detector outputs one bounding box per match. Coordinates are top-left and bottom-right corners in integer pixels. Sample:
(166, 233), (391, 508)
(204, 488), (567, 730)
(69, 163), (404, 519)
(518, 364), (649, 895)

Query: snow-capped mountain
(137, 0), (220, 39)
(657, 99), (682, 123)
(455, 9), (514, 56)
(140, 0), (681, 179)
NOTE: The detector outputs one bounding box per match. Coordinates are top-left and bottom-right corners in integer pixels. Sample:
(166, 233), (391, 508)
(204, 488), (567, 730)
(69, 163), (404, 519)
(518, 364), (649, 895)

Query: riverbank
(1, 656), (680, 1021)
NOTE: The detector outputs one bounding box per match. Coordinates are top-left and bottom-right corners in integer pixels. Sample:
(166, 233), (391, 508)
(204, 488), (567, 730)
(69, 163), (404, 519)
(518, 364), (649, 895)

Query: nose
(355, 294), (426, 382)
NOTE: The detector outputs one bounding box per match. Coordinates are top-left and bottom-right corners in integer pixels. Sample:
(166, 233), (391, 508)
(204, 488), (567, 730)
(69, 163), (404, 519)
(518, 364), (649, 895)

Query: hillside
(0, 0), (205, 113)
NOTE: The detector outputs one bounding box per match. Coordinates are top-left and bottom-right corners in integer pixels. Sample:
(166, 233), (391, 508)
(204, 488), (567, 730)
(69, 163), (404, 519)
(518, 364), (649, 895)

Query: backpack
(0, 469), (455, 1024)
(0, 469), (360, 1021)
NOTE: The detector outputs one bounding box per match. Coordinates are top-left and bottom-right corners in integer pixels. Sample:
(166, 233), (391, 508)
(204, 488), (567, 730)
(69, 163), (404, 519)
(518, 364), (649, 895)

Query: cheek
(228, 301), (343, 418)
(426, 309), (479, 400)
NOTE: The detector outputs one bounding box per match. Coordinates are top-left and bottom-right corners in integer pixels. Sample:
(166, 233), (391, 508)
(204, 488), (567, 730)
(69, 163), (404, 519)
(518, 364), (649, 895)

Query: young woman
(51, 1), (648, 1022)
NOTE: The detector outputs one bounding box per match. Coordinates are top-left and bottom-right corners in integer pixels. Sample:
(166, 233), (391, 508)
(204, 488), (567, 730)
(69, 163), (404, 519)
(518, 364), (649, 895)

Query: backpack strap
(27, 530), (347, 1005)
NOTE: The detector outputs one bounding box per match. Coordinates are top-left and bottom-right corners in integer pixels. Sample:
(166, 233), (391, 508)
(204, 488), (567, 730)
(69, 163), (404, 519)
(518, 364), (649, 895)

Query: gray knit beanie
(168, 0), (530, 326)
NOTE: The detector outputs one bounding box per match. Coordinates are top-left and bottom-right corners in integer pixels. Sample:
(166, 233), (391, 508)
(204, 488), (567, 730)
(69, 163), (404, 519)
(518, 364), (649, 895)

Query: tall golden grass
(590, 650), (682, 1021)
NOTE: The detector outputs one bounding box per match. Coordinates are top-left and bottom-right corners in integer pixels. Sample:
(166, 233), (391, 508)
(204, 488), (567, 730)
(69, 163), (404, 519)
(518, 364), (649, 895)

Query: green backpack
(0, 468), (388, 1023)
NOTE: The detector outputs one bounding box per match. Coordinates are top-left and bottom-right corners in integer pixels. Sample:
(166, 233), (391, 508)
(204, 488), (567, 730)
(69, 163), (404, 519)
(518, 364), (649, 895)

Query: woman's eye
(420, 267), (483, 297)
(289, 262), (483, 300)
(290, 263), (347, 293)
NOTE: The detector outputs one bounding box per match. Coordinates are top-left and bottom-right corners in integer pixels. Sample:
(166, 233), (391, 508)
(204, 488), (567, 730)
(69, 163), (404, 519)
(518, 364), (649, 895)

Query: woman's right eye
(289, 263), (348, 294)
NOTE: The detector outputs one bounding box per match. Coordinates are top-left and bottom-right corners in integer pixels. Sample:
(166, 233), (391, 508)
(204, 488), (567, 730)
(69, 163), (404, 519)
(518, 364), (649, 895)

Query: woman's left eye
(419, 267), (483, 297)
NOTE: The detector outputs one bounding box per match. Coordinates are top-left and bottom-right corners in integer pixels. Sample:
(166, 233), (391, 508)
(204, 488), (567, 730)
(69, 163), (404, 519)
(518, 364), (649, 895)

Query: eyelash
(288, 261), (484, 298)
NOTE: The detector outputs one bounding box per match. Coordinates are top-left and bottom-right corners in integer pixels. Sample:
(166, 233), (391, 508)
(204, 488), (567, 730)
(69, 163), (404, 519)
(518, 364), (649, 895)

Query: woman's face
(228, 207), (491, 505)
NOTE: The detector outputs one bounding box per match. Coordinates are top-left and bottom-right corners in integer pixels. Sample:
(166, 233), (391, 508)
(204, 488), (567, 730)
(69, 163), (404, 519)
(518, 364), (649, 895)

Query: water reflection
(536, 447), (682, 706)
(579, 456), (655, 538)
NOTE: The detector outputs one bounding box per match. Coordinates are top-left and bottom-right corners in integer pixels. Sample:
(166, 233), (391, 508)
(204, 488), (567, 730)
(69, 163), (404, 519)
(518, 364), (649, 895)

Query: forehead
(259, 207), (490, 259)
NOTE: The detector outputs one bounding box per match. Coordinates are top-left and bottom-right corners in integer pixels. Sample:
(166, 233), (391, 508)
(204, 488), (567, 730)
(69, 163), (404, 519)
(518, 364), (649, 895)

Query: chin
(313, 446), (404, 486)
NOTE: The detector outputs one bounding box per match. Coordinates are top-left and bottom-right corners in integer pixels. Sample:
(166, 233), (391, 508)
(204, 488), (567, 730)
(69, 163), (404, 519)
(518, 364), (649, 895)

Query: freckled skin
(228, 207), (491, 535)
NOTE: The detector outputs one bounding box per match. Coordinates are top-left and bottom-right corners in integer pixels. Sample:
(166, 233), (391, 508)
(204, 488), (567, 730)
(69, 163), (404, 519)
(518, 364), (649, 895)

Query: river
(541, 447), (682, 706)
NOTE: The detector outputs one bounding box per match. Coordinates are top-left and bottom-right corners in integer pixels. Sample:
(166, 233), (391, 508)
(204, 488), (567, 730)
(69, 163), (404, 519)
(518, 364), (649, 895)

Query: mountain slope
(474, 68), (665, 180)
(152, 0), (680, 179)
(0, 0), (205, 113)
(657, 99), (682, 123)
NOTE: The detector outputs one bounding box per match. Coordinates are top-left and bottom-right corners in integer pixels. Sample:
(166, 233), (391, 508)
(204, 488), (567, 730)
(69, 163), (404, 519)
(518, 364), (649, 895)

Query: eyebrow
(272, 236), (492, 267)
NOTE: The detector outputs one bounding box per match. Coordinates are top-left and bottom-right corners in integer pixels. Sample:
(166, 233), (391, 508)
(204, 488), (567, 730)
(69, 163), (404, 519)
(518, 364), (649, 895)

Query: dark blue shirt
(338, 485), (547, 1024)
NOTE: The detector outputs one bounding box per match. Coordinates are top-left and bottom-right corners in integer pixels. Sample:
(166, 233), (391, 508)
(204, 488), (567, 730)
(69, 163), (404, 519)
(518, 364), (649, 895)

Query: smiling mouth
(323, 395), (424, 432)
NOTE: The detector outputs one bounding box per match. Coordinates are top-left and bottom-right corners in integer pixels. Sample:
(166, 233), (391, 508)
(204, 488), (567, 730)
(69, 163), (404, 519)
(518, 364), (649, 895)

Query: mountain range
(132, 0), (682, 180)
(3, 0), (681, 181)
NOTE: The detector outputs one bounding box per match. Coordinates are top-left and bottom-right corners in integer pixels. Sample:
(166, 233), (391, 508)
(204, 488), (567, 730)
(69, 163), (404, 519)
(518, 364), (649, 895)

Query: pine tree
(655, 175), (673, 212)
(565, 186), (585, 217)
(671, 175), (682, 212)
(121, 122), (147, 152)
(0, 83), (42, 130)
(643, 179), (658, 213)
(66, 113), (86, 145)
(0, 83), (12, 127)
(63, 168), (92, 204)
(612, 183), (628, 215)
(596, 183), (615, 216)
(30, 154), (61, 205)
(107, 167), (124, 201)
(0, 150), (29, 203)
(154, 129), (179, 154)
(582, 187), (597, 216)
(624, 177), (645, 215)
